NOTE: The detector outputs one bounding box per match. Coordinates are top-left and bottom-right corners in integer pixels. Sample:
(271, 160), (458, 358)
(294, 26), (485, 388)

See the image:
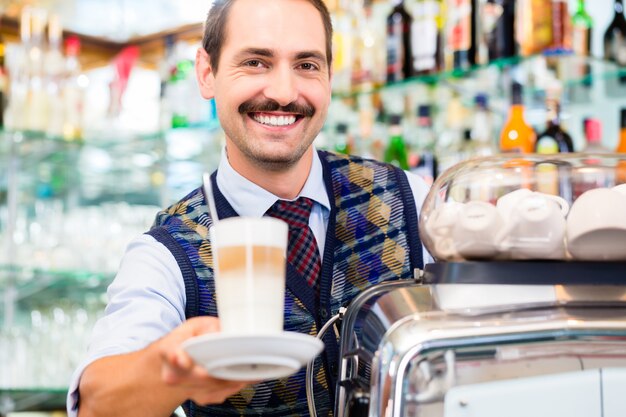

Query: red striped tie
(266, 197), (321, 289)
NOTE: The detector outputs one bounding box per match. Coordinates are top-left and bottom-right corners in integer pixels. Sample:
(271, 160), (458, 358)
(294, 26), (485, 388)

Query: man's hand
(157, 316), (254, 405)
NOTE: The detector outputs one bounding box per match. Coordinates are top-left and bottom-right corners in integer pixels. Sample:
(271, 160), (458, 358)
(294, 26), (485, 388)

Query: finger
(172, 348), (193, 371)
(161, 360), (188, 385)
(186, 316), (221, 336)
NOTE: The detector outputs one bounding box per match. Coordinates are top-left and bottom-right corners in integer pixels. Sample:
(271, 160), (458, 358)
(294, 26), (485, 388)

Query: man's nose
(263, 64), (298, 107)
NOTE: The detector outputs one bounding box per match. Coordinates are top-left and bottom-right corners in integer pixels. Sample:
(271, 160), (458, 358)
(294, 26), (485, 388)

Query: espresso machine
(332, 262), (626, 417)
(329, 155), (626, 417)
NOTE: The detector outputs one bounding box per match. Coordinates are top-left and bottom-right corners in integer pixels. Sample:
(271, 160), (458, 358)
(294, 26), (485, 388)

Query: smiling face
(196, 0), (332, 173)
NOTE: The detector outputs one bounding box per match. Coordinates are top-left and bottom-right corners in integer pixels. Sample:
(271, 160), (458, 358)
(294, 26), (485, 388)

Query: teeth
(253, 114), (297, 126)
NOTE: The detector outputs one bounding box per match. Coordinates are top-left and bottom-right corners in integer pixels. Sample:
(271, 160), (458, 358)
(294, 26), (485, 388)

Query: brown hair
(202, 0), (333, 73)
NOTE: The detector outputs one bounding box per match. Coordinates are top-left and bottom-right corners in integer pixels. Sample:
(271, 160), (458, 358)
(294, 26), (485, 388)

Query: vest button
(320, 308), (329, 320)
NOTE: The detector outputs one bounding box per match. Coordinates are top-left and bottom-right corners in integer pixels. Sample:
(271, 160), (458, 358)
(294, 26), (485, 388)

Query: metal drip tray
(423, 261), (626, 286)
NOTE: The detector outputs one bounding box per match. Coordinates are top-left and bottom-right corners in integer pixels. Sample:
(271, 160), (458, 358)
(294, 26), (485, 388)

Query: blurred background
(0, 0), (625, 415)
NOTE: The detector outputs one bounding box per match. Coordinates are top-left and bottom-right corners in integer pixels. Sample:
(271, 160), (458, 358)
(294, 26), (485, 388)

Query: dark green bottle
(384, 114), (409, 170)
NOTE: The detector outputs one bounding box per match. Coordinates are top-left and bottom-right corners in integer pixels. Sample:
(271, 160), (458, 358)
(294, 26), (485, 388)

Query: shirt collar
(215, 147), (331, 217)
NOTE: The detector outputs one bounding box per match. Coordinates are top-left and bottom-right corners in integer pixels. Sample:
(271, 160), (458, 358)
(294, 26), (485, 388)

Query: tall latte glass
(210, 217), (288, 335)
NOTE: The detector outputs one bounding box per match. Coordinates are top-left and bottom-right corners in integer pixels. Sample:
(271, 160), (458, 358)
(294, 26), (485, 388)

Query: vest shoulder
(319, 150), (404, 173)
(152, 187), (208, 231)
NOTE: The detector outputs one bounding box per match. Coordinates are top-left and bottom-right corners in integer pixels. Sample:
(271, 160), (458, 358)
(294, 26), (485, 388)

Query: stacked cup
(566, 185), (626, 261)
(426, 185), (626, 262)
(496, 189), (570, 260)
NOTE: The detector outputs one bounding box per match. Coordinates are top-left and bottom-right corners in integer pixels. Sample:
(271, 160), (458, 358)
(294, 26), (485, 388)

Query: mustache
(238, 99), (315, 118)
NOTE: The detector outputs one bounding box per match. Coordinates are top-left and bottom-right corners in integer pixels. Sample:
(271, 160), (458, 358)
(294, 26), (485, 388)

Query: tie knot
(266, 197), (314, 228)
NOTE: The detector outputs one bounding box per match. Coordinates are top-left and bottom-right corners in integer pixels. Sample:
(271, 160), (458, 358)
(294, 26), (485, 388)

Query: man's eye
(300, 62), (318, 71)
(245, 60), (264, 67)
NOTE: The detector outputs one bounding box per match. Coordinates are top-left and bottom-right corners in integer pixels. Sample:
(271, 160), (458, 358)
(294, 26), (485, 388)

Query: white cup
(425, 202), (463, 260)
(452, 201), (504, 260)
(210, 217), (288, 334)
(499, 193), (568, 260)
(497, 188), (569, 220)
(566, 188), (626, 261)
(613, 183), (626, 196)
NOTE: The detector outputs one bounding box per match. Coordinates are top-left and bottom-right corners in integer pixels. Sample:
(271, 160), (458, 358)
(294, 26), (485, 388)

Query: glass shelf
(0, 127), (223, 305)
(0, 388), (68, 413)
(0, 265), (112, 303)
(331, 54), (626, 100)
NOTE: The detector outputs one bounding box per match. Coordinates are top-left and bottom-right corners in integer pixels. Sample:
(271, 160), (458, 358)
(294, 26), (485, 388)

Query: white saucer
(182, 331), (324, 381)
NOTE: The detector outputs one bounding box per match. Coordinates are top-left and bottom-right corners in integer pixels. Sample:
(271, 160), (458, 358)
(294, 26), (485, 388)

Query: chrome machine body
(334, 262), (626, 417)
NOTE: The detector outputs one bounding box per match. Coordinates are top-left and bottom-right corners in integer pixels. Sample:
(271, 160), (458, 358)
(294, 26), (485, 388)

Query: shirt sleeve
(404, 171), (435, 265)
(66, 233), (186, 417)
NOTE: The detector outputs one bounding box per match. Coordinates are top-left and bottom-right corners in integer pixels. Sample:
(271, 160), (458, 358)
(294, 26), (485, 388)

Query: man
(69, 0), (430, 416)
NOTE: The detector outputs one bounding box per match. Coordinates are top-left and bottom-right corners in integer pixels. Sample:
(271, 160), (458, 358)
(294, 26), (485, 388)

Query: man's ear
(196, 47), (216, 99)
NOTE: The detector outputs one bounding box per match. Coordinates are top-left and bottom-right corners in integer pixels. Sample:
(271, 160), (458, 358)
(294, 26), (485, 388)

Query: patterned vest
(147, 151), (424, 417)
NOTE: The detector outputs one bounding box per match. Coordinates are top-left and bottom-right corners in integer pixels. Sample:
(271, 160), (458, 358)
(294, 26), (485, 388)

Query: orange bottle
(617, 108), (626, 153)
(500, 82), (537, 153)
(616, 108), (626, 184)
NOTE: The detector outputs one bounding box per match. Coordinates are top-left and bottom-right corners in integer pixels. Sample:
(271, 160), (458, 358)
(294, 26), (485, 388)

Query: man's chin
(246, 148), (310, 171)
(252, 155), (300, 171)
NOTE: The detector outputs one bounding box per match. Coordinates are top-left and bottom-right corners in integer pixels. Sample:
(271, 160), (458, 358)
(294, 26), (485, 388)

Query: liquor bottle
(356, 93), (374, 147)
(500, 82), (536, 153)
(604, 0), (626, 68)
(469, 0), (484, 66)
(409, 105), (438, 185)
(516, 0), (553, 56)
(332, 0), (355, 92)
(26, 8), (47, 132)
(571, 0), (593, 88)
(535, 85), (574, 154)
(549, 0), (571, 53)
(387, 0), (414, 82)
(45, 13), (66, 138)
(469, 93), (495, 156)
(62, 36), (85, 141)
(445, 0), (473, 71)
(384, 114), (410, 170)
(410, 0), (443, 75)
(571, 0), (592, 56)
(616, 108), (626, 184)
(533, 85), (575, 198)
(0, 33), (6, 129)
(483, 0), (517, 61)
(618, 108), (626, 152)
(582, 118), (606, 153)
(352, 1), (384, 90)
(158, 35), (176, 131)
(574, 118), (607, 199)
(333, 122), (353, 155)
(4, 7), (31, 131)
